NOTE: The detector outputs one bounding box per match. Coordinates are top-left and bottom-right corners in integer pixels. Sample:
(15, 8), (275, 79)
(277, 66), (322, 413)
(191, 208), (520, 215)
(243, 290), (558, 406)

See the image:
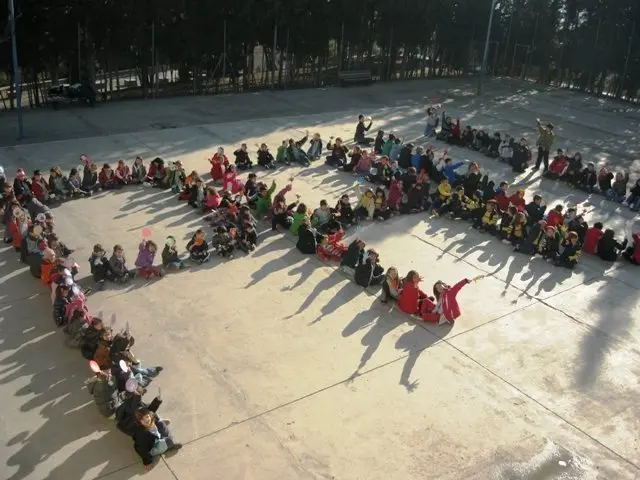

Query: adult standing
(533, 118), (555, 172)
(354, 114), (374, 145)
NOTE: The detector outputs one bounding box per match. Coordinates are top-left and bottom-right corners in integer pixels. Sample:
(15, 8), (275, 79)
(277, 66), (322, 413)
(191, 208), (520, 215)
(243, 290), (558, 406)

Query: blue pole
(8, 0), (24, 139)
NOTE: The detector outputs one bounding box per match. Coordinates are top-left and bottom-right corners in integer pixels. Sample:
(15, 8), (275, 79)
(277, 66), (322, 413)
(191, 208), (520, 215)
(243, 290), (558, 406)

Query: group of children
(0, 180), (182, 470)
(0, 106), (639, 464)
(432, 109), (640, 210)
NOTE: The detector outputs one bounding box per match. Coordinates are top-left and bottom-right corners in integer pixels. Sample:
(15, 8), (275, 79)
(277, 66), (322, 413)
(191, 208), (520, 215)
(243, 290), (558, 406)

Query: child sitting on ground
(115, 160), (132, 185)
(354, 185), (375, 221)
(341, 238), (365, 274)
(554, 231), (581, 269)
(68, 168), (89, 197)
(188, 178), (205, 209)
(291, 203), (310, 235)
(316, 231), (348, 262)
(82, 161), (99, 192)
(186, 229), (210, 263)
(135, 240), (162, 279)
(209, 147), (229, 183)
(307, 133), (323, 161)
(297, 219), (320, 255)
(234, 144), (253, 170)
(335, 194), (356, 227)
(272, 193), (299, 231)
(49, 167), (72, 198)
(98, 164), (119, 190)
(354, 249), (385, 287)
(311, 199), (342, 234)
(374, 130), (385, 154)
(256, 143), (276, 169)
(473, 199), (500, 233)
(109, 244), (135, 283)
(212, 226), (235, 258)
(606, 170), (629, 203)
(276, 141), (290, 165)
(380, 267), (402, 304)
(161, 236), (185, 270)
(90, 244), (113, 289)
(373, 188), (392, 220)
(132, 157), (147, 184)
(397, 270), (436, 319)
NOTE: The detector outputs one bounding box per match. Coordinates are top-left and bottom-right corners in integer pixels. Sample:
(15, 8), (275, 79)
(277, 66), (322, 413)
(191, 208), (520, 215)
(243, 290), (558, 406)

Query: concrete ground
(0, 79), (639, 480)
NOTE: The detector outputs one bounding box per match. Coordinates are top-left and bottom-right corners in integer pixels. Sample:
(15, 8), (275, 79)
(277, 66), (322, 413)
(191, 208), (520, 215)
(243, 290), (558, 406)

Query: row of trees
(0, 0), (639, 107)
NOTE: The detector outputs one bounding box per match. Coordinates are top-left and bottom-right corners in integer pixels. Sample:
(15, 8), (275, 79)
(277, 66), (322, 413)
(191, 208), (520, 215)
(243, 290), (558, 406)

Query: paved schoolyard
(0, 79), (639, 479)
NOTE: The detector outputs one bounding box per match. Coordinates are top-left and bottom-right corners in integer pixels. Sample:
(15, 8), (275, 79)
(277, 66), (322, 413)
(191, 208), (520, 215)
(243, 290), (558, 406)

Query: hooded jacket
(436, 279), (470, 321)
(135, 241), (156, 268)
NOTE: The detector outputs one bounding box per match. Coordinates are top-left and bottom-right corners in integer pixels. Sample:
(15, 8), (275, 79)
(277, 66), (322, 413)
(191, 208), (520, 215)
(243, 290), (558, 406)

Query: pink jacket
(387, 180), (403, 208)
(438, 278), (470, 321)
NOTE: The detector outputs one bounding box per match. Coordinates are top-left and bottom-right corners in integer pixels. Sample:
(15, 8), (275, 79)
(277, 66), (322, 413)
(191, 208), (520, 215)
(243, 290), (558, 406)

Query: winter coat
(548, 155), (567, 175)
(132, 163), (147, 182)
(545, 210), (564, 228)
(109, 254), (128, 275)
(536, 123), (555, 149)
(63, 315), (88, 347)
(31, 178), (50, 202)
(354, 258), (384, 287)
(135, 241), (156, 268)
(525, 202), (546, 225)
(161, 245), (180, 265)
(582, 227), (602, 255)
(307, 139), (323, 159)
(209, 154), (228, 181)
(296, 224), (317, 255)
(397, 282), (428, 315)
(87, 376), (124, 417)
(341, 241), (364, 269)
(387, 180), (403, 209)
(355, 120), (372, 143)
(82, 166), (98, 188)
(115, 394), (162, 437)
(436, 279), (470, 321)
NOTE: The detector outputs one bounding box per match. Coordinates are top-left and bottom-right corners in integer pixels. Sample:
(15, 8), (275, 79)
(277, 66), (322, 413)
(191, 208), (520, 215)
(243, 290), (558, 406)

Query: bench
(338, 70), (373, 87)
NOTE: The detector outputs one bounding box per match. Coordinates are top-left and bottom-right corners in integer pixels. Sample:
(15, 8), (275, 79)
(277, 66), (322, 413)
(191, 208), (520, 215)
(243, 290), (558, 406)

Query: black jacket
(525, 202), (546, 225)
(355, 121), (372, 142)
(296, 224), (317, 255)
(133, 416), (167, 465)
(354, 258), (384, 287)
(116, 394), (162, 438)
(597, 236), (626, 262)
(397, 145), (414, 170)
(579, 168), (597, 188)
(341, 241), (364, 268)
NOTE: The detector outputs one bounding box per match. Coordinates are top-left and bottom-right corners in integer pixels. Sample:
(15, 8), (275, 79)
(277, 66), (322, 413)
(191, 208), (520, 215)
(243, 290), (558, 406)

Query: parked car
(47, 82), (96, 108)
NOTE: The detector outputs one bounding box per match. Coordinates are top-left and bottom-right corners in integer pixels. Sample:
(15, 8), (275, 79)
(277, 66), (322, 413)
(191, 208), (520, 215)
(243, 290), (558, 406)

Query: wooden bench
(338, 70), (373, 87)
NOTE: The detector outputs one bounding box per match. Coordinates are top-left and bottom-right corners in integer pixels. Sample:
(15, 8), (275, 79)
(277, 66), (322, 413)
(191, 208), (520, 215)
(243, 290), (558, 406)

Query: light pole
(8, 0), (23, 139)
(477, 0), (498, 96)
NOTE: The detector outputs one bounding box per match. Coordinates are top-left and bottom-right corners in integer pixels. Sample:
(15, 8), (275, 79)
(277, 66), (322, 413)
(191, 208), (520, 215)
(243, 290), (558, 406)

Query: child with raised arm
(421, 275), (485, 325)
(135, 240), (162, 279)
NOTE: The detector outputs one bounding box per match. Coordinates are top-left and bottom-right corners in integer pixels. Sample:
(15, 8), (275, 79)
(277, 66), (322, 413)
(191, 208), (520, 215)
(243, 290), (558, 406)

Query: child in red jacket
(545, 205), (564, 228)
(317, 231), (348, 262)
(397, 271), (436, 318)
(421, 275), (484, 325)
(582, 222), (603, 255)
(507, 189), (526, 212)
(544, 149), (568, 179)
(209, 147), (229, 183)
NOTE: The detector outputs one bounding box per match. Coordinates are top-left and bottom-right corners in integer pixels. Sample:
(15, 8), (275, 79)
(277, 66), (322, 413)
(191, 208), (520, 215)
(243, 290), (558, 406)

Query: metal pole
(272, 22), (277, 89)
(619, 21), (635, 98)
(339, 22), (345, 72)
(222, 19), (227, 83)
(77, 22), (82, 80)
(477, 0), (497, 95)
(151, 21), (156, 98)
(387, 25), (394, 80)
(8, 0), (23, 139)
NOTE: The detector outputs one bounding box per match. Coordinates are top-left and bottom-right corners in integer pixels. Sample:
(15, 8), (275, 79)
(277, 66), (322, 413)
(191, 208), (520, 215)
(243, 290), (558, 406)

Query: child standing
(135, 240), (162, 279)
(186, 229), (211, 263)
